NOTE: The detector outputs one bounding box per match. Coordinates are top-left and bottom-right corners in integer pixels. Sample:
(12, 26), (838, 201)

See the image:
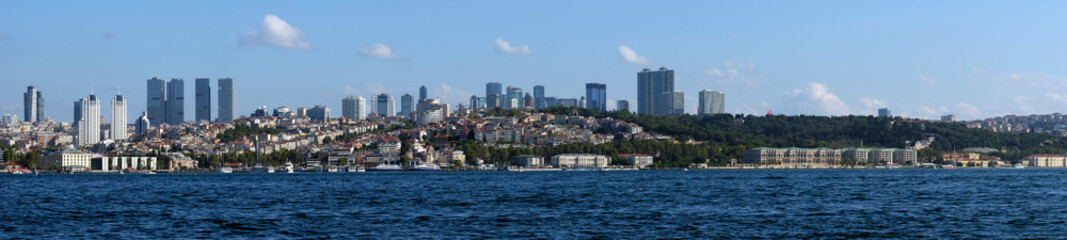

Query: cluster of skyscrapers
(146, 77), (234, 127)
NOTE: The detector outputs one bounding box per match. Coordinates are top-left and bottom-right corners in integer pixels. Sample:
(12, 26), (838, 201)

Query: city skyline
(7, 1), (1067, 121)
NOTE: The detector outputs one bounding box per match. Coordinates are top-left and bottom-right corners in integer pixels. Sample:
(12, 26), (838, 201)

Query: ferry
(411, 164), (441, 172)
(369, 164), (404, 172)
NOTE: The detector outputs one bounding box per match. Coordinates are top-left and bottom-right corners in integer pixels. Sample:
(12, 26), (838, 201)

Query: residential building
(217, 78), (235, 122)
(637, 67), (674, 115)
(585, 83), (607, 111)
(195, 78), (211, 122)
(534, 85), (545, 110)
(698, 90), (725, 115)
(75, 95), (100, 147)
(111, 94), (127, 140)
(342, 96), (366, 120)
(307, 105), (330, 121)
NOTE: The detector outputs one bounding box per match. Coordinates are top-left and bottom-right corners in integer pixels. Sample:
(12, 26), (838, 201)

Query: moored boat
(369, 164), (404, 172)
(411, 164), (441, 171)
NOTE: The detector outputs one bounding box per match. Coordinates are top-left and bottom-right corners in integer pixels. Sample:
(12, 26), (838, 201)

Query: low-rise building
(551, 154), (610, 168)
(39, 147), (91, 172)
(1026, 154), (1067, 167)
(619, 154), (653, 168)
(510, 155), (544, 167)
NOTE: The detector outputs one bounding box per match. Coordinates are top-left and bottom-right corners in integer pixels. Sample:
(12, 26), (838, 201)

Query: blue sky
(4, 1), (1067, 123)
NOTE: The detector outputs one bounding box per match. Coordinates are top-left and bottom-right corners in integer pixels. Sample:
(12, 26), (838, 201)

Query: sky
(4, 1), (1067, 123)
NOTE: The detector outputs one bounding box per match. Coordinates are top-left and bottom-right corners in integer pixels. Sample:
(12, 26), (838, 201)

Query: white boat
(563, 166), (602, 171)
(327, 166), (340, 172)
(11, 170), (23, 175)
(369, 164), (404, 172)
(218, 166), (233, 173)
(283, 162), (295, 173)
(346, 166), (366, 172)
(411, 164), (441, 171)
(1013, 163), (1026, 169)
(146, 171), (157, 175)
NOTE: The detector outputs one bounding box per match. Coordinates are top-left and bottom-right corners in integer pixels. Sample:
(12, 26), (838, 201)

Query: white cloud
(918, 74), (937, 85)
(494, 39), (531, 56)
(1047, 93), (1067, 105)
(917, 106), (949, 118)
(431, 83), (474, 106)
(859, 97), (886, 109)
(705, 61), (762, 86)
(359, 44), (401, 60)
(618, 46), (652, 65)
(955, 102), (981, 118)
(240, 14), (312, 50)
(785, 82), (851, 116)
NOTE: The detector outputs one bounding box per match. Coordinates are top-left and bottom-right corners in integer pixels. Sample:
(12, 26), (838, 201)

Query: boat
(146, 171), (157, 175)
(411, 163), (441, 171)
(369, 164), (404, 172)
(940, 164), (956, 169)
(283, 162), (295, 173)
(249, 164), (273, 173)
(562, 166), (603, 171)
(1013, 163), (1026, 169)
(346, 166), (366, 172)
(217, 166), (233, 173)
(327, 166), (340, 173)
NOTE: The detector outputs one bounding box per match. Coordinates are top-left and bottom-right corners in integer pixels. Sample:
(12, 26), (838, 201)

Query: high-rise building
(401, 94), (414, 116)
(2, 114), (18, 125)
(419, 85), (428, 101)
(617, 100), (630, 112)
(165, 79), (185, 125)
(545, 97), (558, 108)
(146, 78), (166, 127)
(585, 83), (607, 111)
(135, 111), (150, 135)
(579, 97), (586, 109)
(878, 108), (892, 117)
(342, 96), (366, 120)
(637, 67), (675, 115)
(486, 82), (502, 99)
(416, 98), (446, 126)
(111, 95), (127, 140)
(534, 85), (545, 110)
(469, 95), (482, 110)
(217, 78), (235, 122)
(195, 78), (211, 122)
(698, 90), (725, 116)
(23, 86), (43, 122)
(375, 93), (395, 117)
(75, 95), (101, 146)
(523, 93), (534, 109)
(486, 94), (500, 109)
(506, 86), (523, 109)
(273, 106), (292, 117)
(671, 91), (685, 115)
(941, 114), (957, 122)
(308, 105), (330, 121)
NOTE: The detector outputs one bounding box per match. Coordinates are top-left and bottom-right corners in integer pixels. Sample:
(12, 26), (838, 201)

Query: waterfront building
(38, 147), (91, 172)
(217, 78), (235, 122)
(165, 79), (184, 125)
(75, 95), (100, 147)
(743, 147), (843, 167)
(1026, 154), (1067, 167)
(134, 112), (150, 135)
(195, 78), (211, 122)
(419, 85), (428, 101)
(878, 108), (892, 117)
(307, 105), (330, 121)
(486, 82), (502, 99)
(510, 155), (544, 167)
(342, 96), (366, 120)
(401, 94), (414, 116)
(534, 85), (545, 110)
(585, 83), (607, 111)
(637, 67), (674, 115)
(619, 154), (653, 168)
(110, 95), (127, 140)
(551, 154), (611, 168)
(96, 156), (158, 172)
(617, 100), (630, 112)
(698, 90), (725, 115)
(24, 86), (43, 122)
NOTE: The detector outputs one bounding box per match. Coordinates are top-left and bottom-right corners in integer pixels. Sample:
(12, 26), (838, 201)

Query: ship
(411, 163), (441, 171)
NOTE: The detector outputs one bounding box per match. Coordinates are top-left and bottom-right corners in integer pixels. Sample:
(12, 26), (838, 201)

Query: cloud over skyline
(786, 82), (851, 116)
(358, 44), (401, 60)
(240, 14), (312, 50)
(494, 39), (531, 56)
(618, 46), (652, 65)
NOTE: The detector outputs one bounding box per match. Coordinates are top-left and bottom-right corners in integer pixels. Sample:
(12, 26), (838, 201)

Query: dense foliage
(216, 125), (284, 143)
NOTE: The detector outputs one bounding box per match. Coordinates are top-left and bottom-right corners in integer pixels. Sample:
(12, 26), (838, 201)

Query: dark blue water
(2, 169), (1066, 238)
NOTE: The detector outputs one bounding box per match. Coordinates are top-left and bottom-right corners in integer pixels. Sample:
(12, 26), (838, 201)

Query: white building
(75, 94), (101, 146)
(39, 147), (92, 171)
(620, 154), (654, 168)
(551, 154), (610, 168)
(111, 94), (127, 140)
(342, 96), (366, 120)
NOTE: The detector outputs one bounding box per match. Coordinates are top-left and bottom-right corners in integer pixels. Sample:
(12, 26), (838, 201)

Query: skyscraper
(617, 100), (630, 112)
(111, 95), (127, 140)
(308, 105), (330, 121)
(75, 95), (100, 146)
(523, 93), (534, 109)
(376, 93), (395, 117)
(698, 90), (725, 116)
(534, 85), (545, 110)
(637, 67), (674, 115)
(486, 94), (500, 109)
(342, 96), (366, 120)
(878, 108), (892, 117)
(585, 83), (607, 111)
(419, 85), (428, 101)
(165, 79), (185, 125)
(401, 94), (414, 116)
(135, 111), (150, 135)
(671, 91), (685, 115)
(506, 86), (523, 109)
(23, 86), (42, 122)
(146, 78), (166, 127)
(195, 78), (211, 122)
(217, 78), (235, 122)
(486, 82), (502, 99)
